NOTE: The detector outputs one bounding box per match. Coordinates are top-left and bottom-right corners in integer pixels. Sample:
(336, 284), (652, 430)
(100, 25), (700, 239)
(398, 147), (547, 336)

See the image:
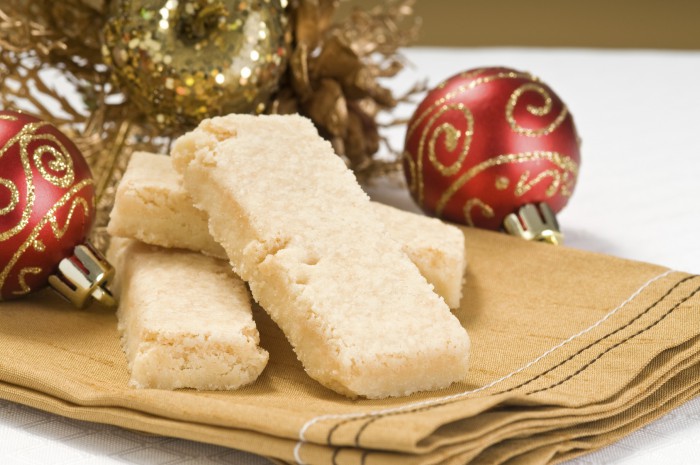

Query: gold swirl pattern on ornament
(0, 121), (75, 240)
(0, 115), (18, 121)
(495, 176), (510, 190)
(403, 151), (417, 193)
(406, 71), (535, 201)
(515, 169), (561, 197)
(30, 132), (75, 189)
(463, 198), (494, 227)
(406, 71), (534, 141)
(48, 197), (90, 239)
(505, 83), (568, 137)
(0, 122), (41, 241)
(0, 179), (93, 298)
(12, 267), (42, 296)
(560, 171), (575, 197)
(0, 177), (20, 216)
(427, 104), (474, 176)
(435, 151), (579, 216)
(414, 103), (474, 203)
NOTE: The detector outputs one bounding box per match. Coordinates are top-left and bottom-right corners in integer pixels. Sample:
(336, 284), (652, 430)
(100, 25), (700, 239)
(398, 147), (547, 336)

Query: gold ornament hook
(503, 203), (563, 245)
(48, 243), (117, 308)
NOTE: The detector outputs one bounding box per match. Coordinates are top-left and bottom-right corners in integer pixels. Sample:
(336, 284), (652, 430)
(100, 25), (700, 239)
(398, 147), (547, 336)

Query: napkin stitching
(527, 279), (700, 395)
(347, 273), (695, 448)
(293, 269), (674, 464)
(504, 275), (695, 397)
(331, 447), (341, 464)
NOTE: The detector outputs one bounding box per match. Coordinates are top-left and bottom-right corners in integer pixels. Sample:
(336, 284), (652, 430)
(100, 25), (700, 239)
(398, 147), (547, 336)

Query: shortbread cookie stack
(108, 114), (471, 398)
(108, 238), (268, 390)
(109, 152), (467, 308)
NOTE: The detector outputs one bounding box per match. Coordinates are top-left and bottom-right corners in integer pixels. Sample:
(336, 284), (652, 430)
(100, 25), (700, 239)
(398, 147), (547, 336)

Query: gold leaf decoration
(272, 0), (423, 178)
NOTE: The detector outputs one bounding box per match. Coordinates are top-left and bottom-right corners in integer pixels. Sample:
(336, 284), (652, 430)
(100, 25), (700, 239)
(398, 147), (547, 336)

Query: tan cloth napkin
(0, 228), (698, 465)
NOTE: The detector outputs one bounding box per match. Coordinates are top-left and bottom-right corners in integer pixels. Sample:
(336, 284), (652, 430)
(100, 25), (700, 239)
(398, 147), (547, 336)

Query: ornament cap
(48, 243), (116, 309)
(503, 203), (563, 245)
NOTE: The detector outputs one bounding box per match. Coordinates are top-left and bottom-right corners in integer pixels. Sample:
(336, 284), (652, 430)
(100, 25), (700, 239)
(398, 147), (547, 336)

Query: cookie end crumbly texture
(172, 114), (470, 398)
(107, 152), (225, 258)
(372, 202), (466, 309)
(107, 238), (268, 390)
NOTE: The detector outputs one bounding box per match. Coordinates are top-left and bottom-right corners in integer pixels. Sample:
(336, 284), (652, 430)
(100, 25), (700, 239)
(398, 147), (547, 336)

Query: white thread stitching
(293, 269), (675, 464)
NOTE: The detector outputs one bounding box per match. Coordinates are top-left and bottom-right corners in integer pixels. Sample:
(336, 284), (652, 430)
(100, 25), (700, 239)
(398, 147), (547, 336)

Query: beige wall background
(338, 0), (700, 49)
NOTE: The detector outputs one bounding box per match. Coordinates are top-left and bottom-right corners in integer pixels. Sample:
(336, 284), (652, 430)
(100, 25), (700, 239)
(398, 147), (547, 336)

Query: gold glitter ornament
(102, 0), (290, 129)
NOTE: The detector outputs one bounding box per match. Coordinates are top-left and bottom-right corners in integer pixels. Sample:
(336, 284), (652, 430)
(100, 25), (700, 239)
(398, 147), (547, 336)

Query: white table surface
(2, 47), (699, 464)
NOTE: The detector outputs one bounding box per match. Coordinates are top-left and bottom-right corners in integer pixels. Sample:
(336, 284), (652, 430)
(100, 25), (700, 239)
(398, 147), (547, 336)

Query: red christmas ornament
(403, 67), (581, 236)
(0, 110), (114, 307)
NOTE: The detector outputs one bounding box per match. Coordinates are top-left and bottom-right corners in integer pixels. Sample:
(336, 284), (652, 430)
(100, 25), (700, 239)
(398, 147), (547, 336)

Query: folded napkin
(0, 228), (698, 465)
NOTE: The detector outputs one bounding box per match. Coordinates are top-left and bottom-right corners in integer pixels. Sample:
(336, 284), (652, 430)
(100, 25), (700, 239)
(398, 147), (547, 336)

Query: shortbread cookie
(370, 201), (466, 309)
(107, 238), (268, 390)
(107, 152), (222, 257)
(171, 114), (470, 399)
(108, 151), (466, 308)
